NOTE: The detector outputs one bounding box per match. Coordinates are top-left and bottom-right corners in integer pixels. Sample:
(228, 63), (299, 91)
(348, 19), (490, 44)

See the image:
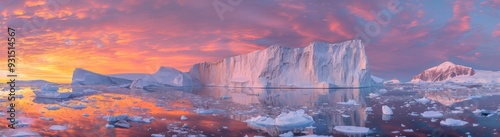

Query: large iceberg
(189, 40), (373, 88)
(71, 68), (132, 85)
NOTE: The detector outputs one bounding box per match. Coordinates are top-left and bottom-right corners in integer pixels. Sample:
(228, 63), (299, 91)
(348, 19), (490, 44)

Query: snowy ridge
(411, 61), (475, 83)
(71, 68), (132, 85)
(189, 39), (373, 88)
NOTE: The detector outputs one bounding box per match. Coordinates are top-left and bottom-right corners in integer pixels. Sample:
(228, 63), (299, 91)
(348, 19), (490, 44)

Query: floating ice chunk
(391, 131), (400, 134)
(194, 108), (225, 114)
(83, 113), (89, 117)
(49, 125), (67, 131)
(415, 97), (430, 104)
(365, 107), (373, 112)
(221, 95), (231, 99)
(369, 93), (379, 98)
(440, 118), (468, 126)
(279, 131), (293, 137)
(45, 105), (60, 110)
(410, 112), (419, 116)
(114, 120), (131, 128)
(180, 115), (188, 120)
(473, 123), (479, 127)
(382, 105), (393, 115)
(334, 126), (371, 134)
(105, 124), (114, 128)
(40, 117), (53, 121)
(341, 114), (350, 118)
(337, 100), (358, 105)
(151, 134), (165, 137)
(59, 102), (87, 109)
(421, 111), (443, 118)
(403, 129), (414, 132)
(451, 110), (463, 114)
(245, 109), (314, 132)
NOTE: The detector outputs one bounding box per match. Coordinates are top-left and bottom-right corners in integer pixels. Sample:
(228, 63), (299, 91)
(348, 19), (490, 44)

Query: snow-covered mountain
(71, 68), (132, 85)
(411, 62), (475, 82)
(411, 61), (500, 83)
(189, 39), (373, 88)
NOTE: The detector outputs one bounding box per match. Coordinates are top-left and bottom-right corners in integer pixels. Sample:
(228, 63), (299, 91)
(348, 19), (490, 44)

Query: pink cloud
(493, 24), (500, 37)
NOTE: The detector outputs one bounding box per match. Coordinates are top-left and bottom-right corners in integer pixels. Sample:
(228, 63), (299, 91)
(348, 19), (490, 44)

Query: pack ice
(189, 40), (373, 88)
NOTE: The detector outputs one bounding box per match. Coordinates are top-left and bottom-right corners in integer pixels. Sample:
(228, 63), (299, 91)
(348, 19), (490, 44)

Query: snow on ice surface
(421, 111), (443, 118)
(382, 105), (393, 115)
(334, 126), (371, 134)
(245, 109), (314, 131)
(440, 118), (468, 126)
(189, 39), (373, 88)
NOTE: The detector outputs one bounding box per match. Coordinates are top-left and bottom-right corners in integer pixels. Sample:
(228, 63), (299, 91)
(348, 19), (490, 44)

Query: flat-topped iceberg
(245, 109), (314, 132)
(190, 40), (373, 88)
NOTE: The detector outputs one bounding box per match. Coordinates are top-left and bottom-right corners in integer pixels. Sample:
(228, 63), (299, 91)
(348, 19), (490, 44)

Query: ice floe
(245, 109), (314, 132)
(382, 105), (393, 115)
(440, 118), (468, 126)
(337, 100), (358, 105)
(334, 126), (371, 134)
(49, 125), (68, 131)
(421, 111), (443, 118)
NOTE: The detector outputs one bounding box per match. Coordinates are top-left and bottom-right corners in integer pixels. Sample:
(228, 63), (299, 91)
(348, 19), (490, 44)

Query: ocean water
(0, 84), (499, 137)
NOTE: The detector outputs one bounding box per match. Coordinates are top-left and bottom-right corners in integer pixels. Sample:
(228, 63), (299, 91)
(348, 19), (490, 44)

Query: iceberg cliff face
(189, 40), (372, 88)
(71, 68), (132, 85)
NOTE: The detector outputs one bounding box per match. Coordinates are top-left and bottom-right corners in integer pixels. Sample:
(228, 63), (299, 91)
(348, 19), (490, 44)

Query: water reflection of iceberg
(195, 87), (376, 135)
(33, 91), (72, 99)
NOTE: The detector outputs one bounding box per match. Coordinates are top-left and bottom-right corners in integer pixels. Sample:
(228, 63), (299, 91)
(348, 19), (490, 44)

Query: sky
(1, 0), (499, 83)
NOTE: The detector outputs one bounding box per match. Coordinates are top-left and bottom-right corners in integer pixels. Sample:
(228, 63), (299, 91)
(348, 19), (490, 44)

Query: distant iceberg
(71, 68), (132, 85)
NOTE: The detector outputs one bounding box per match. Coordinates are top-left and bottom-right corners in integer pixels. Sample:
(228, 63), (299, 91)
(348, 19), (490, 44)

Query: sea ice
(369, 93), (379, 98)
(337, 100), (358, 105)
(334, 126), (371, 134)
(279, 131), (293, 137)
(365, 107), (373, 112)
(114, 120), (131, 128)
(382, 105), (393, 115)
(180, 115), (188, 120)
(415, 97), (431, 104)
(45, 105), (60, 110)
(151, 134), (166, 137)
(421, 111), (443, 118)
(440, 118), (468, 126)
(194, 108), (225, 114)
(245, 109), (314, 132)
(49, 125), (68, 131)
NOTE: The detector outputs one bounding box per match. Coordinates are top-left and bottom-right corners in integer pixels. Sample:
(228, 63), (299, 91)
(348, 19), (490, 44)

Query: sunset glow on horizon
(1, 0), (500, 83)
